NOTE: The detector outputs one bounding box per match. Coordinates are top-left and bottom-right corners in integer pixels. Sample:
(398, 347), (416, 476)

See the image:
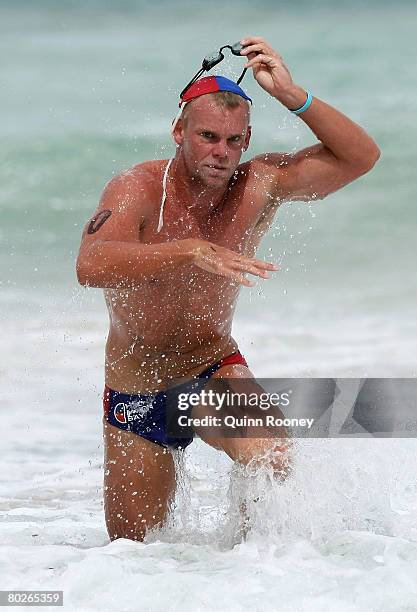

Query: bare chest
(105, 173), (275, 340)
(141, 183), (267, 255)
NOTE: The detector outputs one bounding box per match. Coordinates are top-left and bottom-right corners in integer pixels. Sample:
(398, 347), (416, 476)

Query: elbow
(373, 143), (381, 162)
(76, 266), (87, 287)
(358, 143), (381, 175)
(76, 259), (114, 289)
(367, 143), (381, 169)
(76, 259), (91, 287)
(76, 242), (104, 287)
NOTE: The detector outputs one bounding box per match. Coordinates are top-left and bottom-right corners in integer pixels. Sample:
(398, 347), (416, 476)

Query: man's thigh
(103, 419), (176, 541)
(195, 364), (290, 471)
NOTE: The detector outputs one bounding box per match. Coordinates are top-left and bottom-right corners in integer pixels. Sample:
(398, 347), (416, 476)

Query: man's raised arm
(241, 36), (380, 202)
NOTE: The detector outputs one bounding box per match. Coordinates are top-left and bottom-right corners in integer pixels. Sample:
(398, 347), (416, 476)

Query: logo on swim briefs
(114, 402), (127, 424)
(113, 399), (153, 425)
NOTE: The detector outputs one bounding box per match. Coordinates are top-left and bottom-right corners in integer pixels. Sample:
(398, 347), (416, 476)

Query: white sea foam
(2, 303), (417, 610)
(3, 1), (417, 608)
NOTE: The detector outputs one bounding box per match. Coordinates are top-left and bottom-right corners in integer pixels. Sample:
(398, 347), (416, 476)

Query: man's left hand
(240, 36), (296, 101)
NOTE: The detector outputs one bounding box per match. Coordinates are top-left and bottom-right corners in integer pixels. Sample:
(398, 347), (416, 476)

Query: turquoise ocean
(2, 2), (417, 610)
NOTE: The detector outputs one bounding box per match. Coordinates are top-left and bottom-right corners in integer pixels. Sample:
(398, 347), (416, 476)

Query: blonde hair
(181, 91), (250, 127)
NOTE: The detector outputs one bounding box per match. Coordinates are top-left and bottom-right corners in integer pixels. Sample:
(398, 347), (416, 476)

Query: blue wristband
(290, 92), (313, 115)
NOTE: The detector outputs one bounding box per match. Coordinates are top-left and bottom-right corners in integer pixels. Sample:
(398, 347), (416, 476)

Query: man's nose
(212, 139), (228, 158)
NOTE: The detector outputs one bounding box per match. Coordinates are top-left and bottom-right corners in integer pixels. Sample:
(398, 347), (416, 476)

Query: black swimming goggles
(180, 42), (247, 99)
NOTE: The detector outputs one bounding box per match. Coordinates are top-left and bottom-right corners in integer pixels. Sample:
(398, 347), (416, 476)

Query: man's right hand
(185, 238), (279, 287)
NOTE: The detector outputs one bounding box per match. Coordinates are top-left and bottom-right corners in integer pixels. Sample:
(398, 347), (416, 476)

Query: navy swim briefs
(103, 351), (248, 450)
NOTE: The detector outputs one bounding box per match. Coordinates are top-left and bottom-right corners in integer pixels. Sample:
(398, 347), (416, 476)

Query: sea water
(2, 1), (417, 610)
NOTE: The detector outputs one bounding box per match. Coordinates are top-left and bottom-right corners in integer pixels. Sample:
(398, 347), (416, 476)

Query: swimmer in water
(76, 37), (380, 541)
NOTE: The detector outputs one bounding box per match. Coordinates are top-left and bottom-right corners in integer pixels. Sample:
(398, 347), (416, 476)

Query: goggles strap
(236, 67), (247, 85)
(180, 67), (205, 99)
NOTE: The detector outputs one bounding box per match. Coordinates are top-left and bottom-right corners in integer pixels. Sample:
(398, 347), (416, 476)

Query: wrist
(178, 238), (203, 264)
(275, 85), (308, 110)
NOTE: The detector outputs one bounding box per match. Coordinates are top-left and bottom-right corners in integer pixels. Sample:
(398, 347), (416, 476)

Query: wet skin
(99, 99), (288, 540)
(103, 98), (279, 394)
(77, 72), (380, 539)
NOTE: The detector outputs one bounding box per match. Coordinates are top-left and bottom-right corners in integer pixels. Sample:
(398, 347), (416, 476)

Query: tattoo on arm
(87, 210), (112, 234)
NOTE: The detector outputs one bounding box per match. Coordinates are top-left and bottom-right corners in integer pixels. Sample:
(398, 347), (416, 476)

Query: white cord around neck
(157, 101), (188, 232)
(157, 157), (174, 233)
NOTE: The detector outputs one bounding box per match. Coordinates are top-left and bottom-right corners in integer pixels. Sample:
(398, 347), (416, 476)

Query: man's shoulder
(108, 160), (165, 189)
(242, 151), (296, 189)
(129, 159), (167, 177)
(245, 152), (292, 172)
(237, 153), (292, 179)
(238, 153), (296, 200)
(102, 160), (167, 206)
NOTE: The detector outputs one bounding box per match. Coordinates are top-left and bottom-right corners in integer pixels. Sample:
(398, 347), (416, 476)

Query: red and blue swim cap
(180, 75), (252, 106)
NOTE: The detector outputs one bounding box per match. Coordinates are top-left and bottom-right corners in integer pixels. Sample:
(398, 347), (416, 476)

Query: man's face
(173, 95), (251, 188)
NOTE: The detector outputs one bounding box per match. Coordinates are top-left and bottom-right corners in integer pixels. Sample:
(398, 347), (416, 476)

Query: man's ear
(243, 125), (252, 151)
(172, 119), (185, 146)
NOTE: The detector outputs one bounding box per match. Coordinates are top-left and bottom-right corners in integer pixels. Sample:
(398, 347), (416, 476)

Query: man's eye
(229, 136), (241, 143)
(201, 132), (213, 139)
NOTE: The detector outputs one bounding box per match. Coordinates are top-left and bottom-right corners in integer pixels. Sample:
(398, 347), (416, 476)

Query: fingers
(232, 253), (279, 271)
(240, 37), (282, 69)
(244, 54), (277, 70)
(213, 245), (278, 271)
(232, 262), (272, 279)
(231, 260), (278, 281)
(198, 243), (279, 287)
(240, 36), (265, 46)
(248, 259), (279, 271)
(240, 37), (279, 55)
(240, 43), (273, 57)
(235, 275), (256, 288)
(226, 255), (279, 285)
(216, 259), (256, 287)
(216, 259), (277, 286)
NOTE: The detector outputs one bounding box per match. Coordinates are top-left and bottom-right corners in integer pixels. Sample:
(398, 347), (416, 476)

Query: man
(76, 37), (380, 542)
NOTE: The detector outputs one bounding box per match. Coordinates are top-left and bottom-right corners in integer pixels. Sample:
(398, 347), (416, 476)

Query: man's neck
(170, 154), (230, 215)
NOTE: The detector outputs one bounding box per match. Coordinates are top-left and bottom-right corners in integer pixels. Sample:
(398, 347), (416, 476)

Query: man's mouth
(206, 164), (228, 172)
